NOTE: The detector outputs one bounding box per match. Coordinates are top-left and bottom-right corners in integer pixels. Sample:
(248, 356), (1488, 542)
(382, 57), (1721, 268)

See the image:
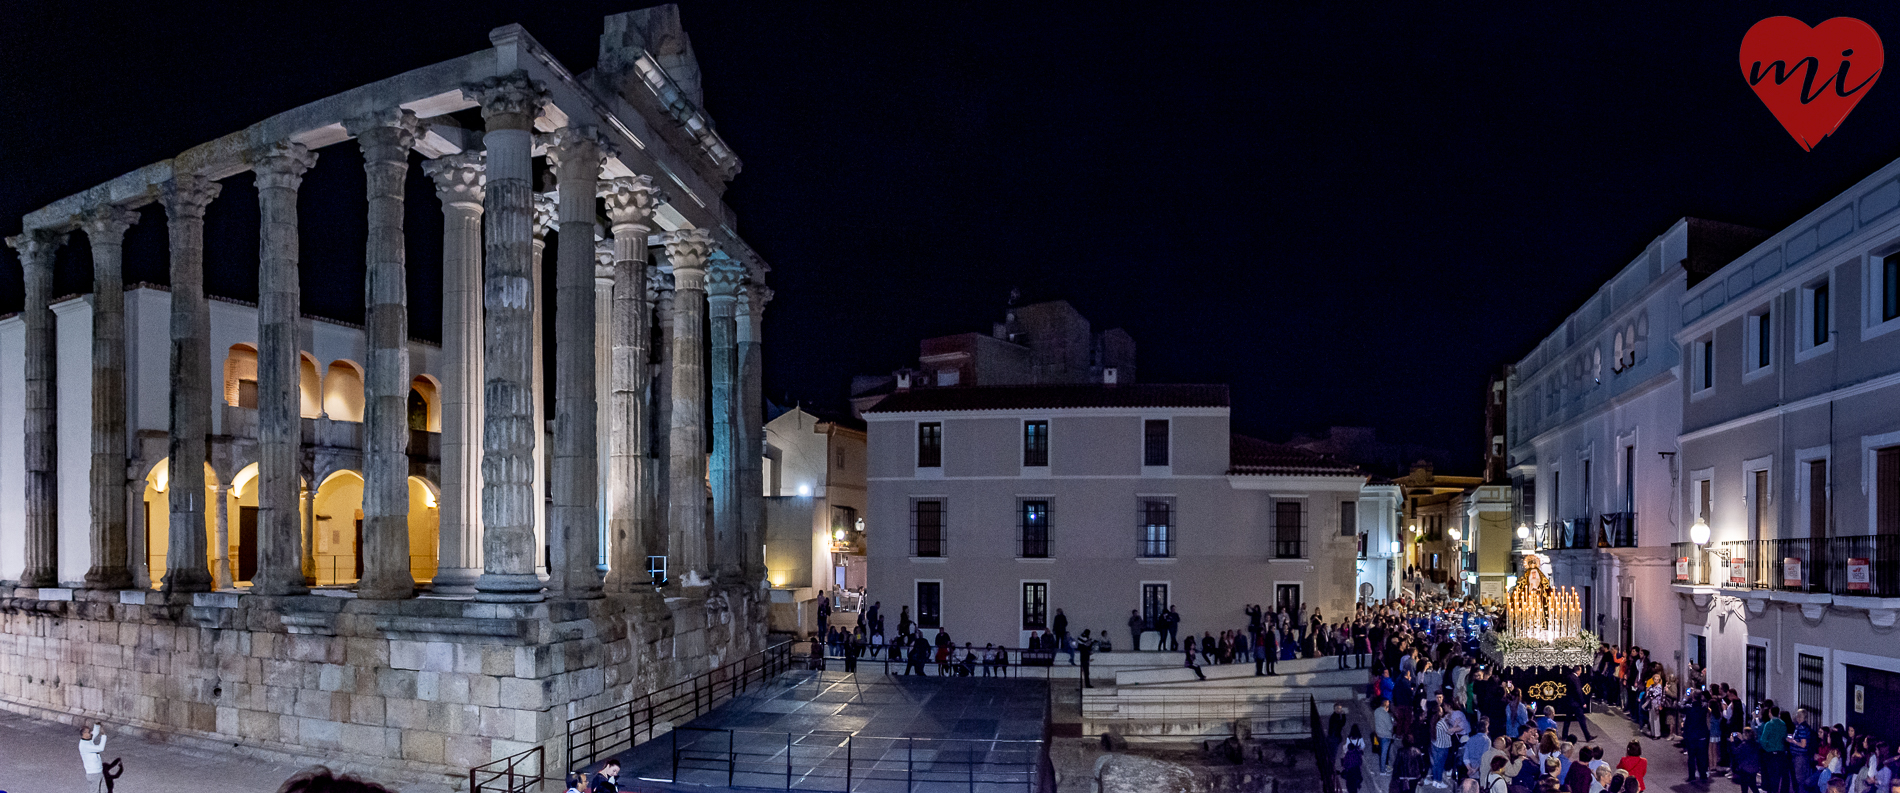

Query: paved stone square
(607, 670), (1050, 792)
(0, 709), (306, 793)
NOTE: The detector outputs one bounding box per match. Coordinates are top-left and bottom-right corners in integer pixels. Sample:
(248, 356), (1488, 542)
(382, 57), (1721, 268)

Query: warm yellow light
(153, 469), (168, 493)
(1516, 525), (1530, 539)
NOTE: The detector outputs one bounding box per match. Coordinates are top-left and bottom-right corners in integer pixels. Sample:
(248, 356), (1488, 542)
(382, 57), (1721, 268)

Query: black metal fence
(469, 745), (557, 793)
(814, 643), (1080, 679)
(1673, 535), (1900, 596)
(668, 727), (1049, 792)
(565, 641), (797, 771)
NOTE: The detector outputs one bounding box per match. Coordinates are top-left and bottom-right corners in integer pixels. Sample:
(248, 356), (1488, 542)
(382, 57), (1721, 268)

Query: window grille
(1021, 582), (1048, 630)
(1023, 421), (1048, 467)
(1799, 654), (1824, 720)
(1144, 420), (1169, 466)
(1020, 501), (1050, 558)
(917, 422), (942, 468)
(1139, 500), (1173, 558)
(1274, 501), (1304, 558)
(911, 500), (944, 557)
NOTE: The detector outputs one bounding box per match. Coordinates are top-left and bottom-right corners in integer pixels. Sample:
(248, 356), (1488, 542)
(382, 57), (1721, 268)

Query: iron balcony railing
(1673, 535), (1900, 597)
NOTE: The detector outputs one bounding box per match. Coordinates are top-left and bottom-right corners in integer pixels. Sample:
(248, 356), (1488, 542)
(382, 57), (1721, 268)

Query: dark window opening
(916, 581), (941, 629)
(1021, 582), (1047, 630)
(1140, 500), (1172, 558)
(912, 500), (944, 557)
(1021, 500), (1050, 558)
(1144, 420), (1169, 466)
(1023, 420), (1048, 467)
(1813, 282), (1831, 347)
(1274, 500), (1304, 558)
(917, 422), (942, 468)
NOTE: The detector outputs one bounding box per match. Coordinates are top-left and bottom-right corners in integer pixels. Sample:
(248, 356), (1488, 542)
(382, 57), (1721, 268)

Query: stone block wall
(0, 583), (768, 786)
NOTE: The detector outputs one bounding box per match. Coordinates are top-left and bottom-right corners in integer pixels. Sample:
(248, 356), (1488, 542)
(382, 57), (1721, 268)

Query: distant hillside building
(850, 300), (1136, 416)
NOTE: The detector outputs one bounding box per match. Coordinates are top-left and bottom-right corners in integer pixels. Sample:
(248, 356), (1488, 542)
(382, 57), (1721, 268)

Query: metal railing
(1081, 693), (1312, 735)
(1674, 535), (1900, 597)
(1601, 512), (1637, 547)
(667, 727), (1049, 792)
(565, 641), (796, 771)
(817, 643), (1082, 679)
(470, 745), (557, 793)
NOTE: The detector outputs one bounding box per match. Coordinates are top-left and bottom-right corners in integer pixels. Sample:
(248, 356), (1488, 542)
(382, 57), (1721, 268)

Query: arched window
(409, 375), (441, 432)
(323, 360), (365, 422)
(300, 353), (323, 418)
(224, 344), (259, 408)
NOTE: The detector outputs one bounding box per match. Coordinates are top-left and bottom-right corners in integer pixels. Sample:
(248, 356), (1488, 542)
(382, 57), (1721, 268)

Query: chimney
(1102, 368), (1119, 385)
(896, 372), (911, 392)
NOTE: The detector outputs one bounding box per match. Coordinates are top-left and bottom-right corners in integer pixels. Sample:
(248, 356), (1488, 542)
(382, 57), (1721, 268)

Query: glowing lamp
(1516, 525), (1530, 539)
(1690, 517), (1711, 546)
(1448, 527), (1463, 542)
(1389, 540), (1401, 555)
(797, 484), (811, 497)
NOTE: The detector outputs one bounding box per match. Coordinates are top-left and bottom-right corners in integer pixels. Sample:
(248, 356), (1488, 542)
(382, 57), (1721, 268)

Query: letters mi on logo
(1741, 17), (1883, 151)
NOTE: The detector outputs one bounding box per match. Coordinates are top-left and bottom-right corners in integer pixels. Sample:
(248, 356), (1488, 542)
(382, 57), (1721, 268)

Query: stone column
(251, 141), (316, 596)
(599, 176), (661, 592)
(547, 128), (606, 600)
(7, 229), (63, 588)
(737, 277), (770, 583)
(472, 71), (549, 602)
(159, 175), (221, 594)
(647, 266), (674, 575)
(302, 482), (318, 584)
(593, 238), (614, 579)
(706, 258), (743, 582)
(79, 208), (138, 589)
(531, 191), (555, 575)
(663, 229), (715, 586)
(423, 152), (486, 594)
(213, 482), (232, 589)
(349, 108), (422, 600)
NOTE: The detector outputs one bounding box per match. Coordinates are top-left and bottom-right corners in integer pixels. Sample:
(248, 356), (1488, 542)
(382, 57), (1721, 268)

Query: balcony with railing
(1672, 535), (1900, 597)
(1554, 513), (1637, 550)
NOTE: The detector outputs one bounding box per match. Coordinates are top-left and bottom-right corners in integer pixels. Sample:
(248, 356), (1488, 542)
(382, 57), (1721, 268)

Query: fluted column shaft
(252, 142), (316, 596)
(474, 72), (549, 602)
(425, 152), (487, 594)
(600, 177), (661, 591)
(160, 175), (221, 594)
(531, 193), (555, 576)
(706, 260), (742, 582)
(593, 241), (614, 580)
(737, 279), (770, 582)
(8, 230), (63, 588)
(78, 209), (137, 589)
(351, 109), (421, 600)
(664, 230), (715, 585)
(548, 129), (605, 599)
(648, 269), (675, 575)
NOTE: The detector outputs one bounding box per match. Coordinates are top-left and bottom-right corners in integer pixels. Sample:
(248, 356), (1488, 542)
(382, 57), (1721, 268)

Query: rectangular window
(1273, 500), (1304, 558)
(1139, 499), (1173, 558)
(1746, 644), (1767, 710)
(1021, 582), (1048, 630)
(1142, 584), (1169, 627)
(1339, 500), (1357, 537)
(1698, 339), (1714, 390)
(1023, 420), (1048, 467)
(1799, 653), (1825, 720)
(1144, 420), (1170, 466)
(1623, 445), (1636, 511)
(1582, 585), (1593, 631)
(1582, 459), (1593, 520)
(1879, 447), (1900, 535)
(1885, 254), (1900, 323)
(1809, 460), (1828, 540)
(1694, 634), (1708, 670)
(1760, 312), (1772, 368)
(1020, 500), (1050, 558)
(1698, 479), (1712, 524)
(1813, 282), (1832, 347)
(916, 581), (941, 629)
(917, 422), (942, 468)
(911, 500), (944, 557)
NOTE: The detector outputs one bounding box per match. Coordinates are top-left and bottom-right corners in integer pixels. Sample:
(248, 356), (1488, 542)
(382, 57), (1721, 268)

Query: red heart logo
(1740, 17), (1883, 151)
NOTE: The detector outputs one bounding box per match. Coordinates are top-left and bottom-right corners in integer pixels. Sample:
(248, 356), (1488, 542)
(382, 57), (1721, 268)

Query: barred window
(1021, 582), (1048, 630)
(1274, 500), (1304, 559)
(1139, 499), (1173, 558)
(1023, 421), (1049, 467)
(1144, 420), (1169, 466)
(917, 422), (942, 468)
(1798, 654), (1824, 720)
(1021, 501), (1050, 558)
(912, 500), (944, 557)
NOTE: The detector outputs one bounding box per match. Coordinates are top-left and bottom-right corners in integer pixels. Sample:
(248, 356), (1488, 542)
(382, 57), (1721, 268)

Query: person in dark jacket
(1127, 610), (1146, 650)
(1559, 667), (1595, 741)
(1680, 694), (1712, 782)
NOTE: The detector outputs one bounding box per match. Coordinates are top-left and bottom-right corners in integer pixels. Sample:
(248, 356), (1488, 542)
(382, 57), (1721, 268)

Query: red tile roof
(1229, 435), (1363, 477)
(862, 384), (1229, 413)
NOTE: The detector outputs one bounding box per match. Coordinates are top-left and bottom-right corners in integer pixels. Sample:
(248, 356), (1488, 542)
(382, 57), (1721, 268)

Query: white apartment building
(762, 406), (867, 632)
(1671, 159), (1900, 741)
(862, 383), (1369, 649)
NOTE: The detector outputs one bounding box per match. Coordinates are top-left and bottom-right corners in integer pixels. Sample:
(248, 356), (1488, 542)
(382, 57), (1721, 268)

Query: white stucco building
(761, 406), (867, 633)
(862, 382), (1371, 649)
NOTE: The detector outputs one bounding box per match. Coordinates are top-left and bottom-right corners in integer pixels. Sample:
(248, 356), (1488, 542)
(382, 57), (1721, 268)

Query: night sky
(7, 2), (1900, 471)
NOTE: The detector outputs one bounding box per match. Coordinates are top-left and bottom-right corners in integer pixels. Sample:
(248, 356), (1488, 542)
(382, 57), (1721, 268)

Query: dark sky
(6, 2), (1900, 471)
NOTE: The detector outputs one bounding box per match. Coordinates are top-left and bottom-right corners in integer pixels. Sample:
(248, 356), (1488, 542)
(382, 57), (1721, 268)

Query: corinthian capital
(251, 141), (318, 192)
(661, 228), (716, 274)
(6, 228), (64, 267)
(648, 264), (674, 307)
(466, 71), (548, 131)
(160, 174), (222, 221)
(347, 108), (422, 161)
(531, 192), (558, 238)
(596, 239), (617, 282)
(78, 205), (140, 245)
(546, 126), (607, 174)
(598, 175), (666, 231)
(423, 151), (486, 209)
(705, 258), (745, 298)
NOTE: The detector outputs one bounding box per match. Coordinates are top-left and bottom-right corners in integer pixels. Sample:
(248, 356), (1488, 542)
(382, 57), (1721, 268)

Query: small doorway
(353, 516), (364, 579)
(237, 506), (259, 582)
(1619, 596), (1633, 654)
(1846, 664), (1900, 745)
(1142, 584), (1169, 627)
(1276, 584), (1302, 614)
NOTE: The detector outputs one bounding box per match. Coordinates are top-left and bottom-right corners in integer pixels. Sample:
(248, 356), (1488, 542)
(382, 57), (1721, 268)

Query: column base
(82, 567), (135, 590)
(249, 572), (310, 597)
(431, 567), (482, 595)
(160, 569), (214, 594)
(355, 572), (416, 601)
(474, 572), (546, 603)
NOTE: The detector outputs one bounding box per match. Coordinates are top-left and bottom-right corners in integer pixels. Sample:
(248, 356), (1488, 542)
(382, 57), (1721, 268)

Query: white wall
(54, 298), (94, 585)
(0, 316), (22, 580)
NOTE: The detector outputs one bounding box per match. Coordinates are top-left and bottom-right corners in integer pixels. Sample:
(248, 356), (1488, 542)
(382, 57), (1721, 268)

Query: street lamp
(1448, 527), (1463, 542)
(1689, 516), (1711, 546)
(1516, 524), (1530, 539)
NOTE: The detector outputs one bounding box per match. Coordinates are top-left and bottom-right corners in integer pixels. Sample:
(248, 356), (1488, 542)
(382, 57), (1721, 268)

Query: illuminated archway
(407, 476), (441, 583)
(313, 470), (365, 586)
(138, 458), (221, 589)
(323, 360), (365, 422)
(300, 353), (323, 418)
(409, 375), (441, 432)
(224, 344), (258, 408)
